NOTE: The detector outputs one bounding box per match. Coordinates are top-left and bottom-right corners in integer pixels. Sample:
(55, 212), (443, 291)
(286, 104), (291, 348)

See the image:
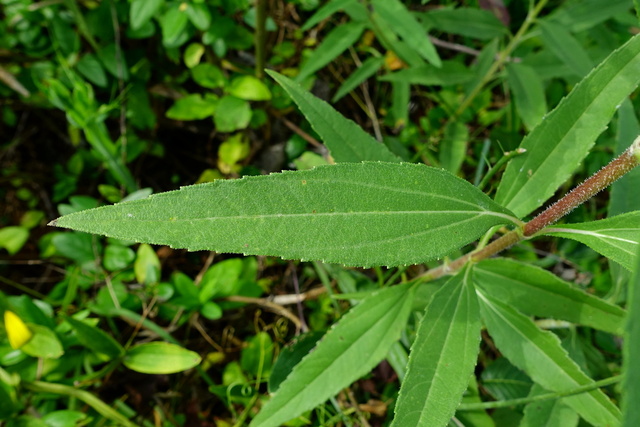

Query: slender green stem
(477, 148), (527, 191)
(22, 380), (139, 427)
(454, 0), (550, 119)
(255, 0), (267, 79)
(458, 375), (621, 411)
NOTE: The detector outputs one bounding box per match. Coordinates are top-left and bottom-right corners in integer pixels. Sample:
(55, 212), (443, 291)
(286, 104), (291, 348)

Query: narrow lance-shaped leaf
(543, 211), (640, 271)
(268, 70), (399, 163)
(495, 33), (640, 218)
(370, 0), (441, 67)
(622, 243), (640, 426)
(474, 258), (626, 335)
(251, 283), (415, 427)
(392, 266), (481, 427)
(296, 21), (366, 82)
(477, 292), (621, 426)
(51, 163), (518, 268)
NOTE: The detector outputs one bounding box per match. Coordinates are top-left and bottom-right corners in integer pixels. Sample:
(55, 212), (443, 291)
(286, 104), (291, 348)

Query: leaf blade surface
(392, 267), (481, 426)
(495, 34), (640, 218)
(544, 211), (640, 271)
(250, 283), (414, 427)
(52, 163), (518, 267)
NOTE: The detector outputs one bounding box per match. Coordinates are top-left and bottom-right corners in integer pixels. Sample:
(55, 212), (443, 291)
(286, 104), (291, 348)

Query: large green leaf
(296, 22), (366, 82)
(543, 211), (640, 271)
(51, 163), (517, 267)
(392, 267), (481, 426)
(495, 34), (640, 218)
(623, 244), (640, 426)
(250, 283), (415, 427)
(478, 293), (621, 426)
(474, 258), (625, 335)
(267, 71), (399, 163)
(370, 0), (441, 67)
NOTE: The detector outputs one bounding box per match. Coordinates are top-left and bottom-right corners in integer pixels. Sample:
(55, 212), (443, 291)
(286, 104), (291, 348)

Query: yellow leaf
(4, 310), (33, 349)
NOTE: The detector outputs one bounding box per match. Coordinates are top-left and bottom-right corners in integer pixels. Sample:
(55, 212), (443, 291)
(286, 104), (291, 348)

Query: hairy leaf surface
(478, 293), (621, 426)
(474, 259), (625, 335)
(268, 71), (399, 163)
(495, 34), (640, 218)
(52, 163), (517, 267)
(392, 267), (481, 427)
(544, 211), (640, 271)
(250, 283), (414, 427)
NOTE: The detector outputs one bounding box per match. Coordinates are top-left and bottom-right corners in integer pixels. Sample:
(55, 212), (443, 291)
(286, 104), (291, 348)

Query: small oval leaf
(124, 342), (201, 374)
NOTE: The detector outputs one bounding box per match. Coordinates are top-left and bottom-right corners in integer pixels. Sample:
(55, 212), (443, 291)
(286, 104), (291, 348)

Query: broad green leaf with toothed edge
(544, 211), (640, 271)
(250, 283), (414, 427)
(51, 163), (518, 268)
(495, 34), (640, 218)
(478, 292), (621, 426)
(392, 266), (481, 427)
(267, 70), (400, 163)
(474, 258), (625, 335)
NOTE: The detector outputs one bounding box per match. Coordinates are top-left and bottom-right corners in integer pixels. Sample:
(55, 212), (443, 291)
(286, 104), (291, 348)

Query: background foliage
(2, 0), (640, 426)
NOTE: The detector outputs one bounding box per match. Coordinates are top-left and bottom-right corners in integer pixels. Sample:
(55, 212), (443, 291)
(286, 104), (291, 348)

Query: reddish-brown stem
(524, 146), (640, 237)
(419, 137), (640, 283)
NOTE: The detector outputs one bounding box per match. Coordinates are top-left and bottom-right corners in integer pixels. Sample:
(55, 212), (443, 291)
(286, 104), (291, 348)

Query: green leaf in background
(41, 410), (88, 427)
(166, 94), (218, 121)
(250, 283), (415, 427)
(97, 44), (130, 81)
(268, 70), (400, 163)
(439, 121), (468, 175)
(66, 317), (124, 358)
(474, 259), (625, 335)
(379, 61), (473, 87)
(543, 211), (640, 271)
(123, 342), (201, 374)
(296, 21), (366, 82)
(76, 54), (108, 88)
(228, 75), (271, 101)
(371, 0), (441, 67)
(481, 357), (532, 401)
(0, 226), (29, 255)
(622, 244), (640, 426)
(332, 56), (385, 102)
(191, 63), (227, 89)
(185, 3), (211, 31)
(134, 243), (160, 285)
(495, 34), (640, 218)
(183, 42), (204, 68)
(160, 5), (189, 47)
(539, 20), (593, 78)
(521, 384), (579, 427)
(301, 0), (358, 31)
(392, 267), (481, 427)
(268, 332), (323, 393)
(547, 0), (633, 33)
(51, 163), (518, 268)
(506, 62), (548, 131)
(478, 292), (621, 426)
(213, 96), (252, 132)
(130, 0), (164, 31)
(421, 7), (508, 40)
(21, 324), (64, 359)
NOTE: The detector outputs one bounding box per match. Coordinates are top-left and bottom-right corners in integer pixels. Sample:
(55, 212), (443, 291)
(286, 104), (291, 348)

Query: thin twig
(224, 295), (303, 330)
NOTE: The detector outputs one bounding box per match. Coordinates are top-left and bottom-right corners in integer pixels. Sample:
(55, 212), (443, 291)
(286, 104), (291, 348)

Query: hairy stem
(420, 137), (640, 282)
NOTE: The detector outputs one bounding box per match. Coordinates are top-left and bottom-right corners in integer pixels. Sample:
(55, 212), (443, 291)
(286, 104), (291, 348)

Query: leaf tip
(47, 218), (59, 227)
